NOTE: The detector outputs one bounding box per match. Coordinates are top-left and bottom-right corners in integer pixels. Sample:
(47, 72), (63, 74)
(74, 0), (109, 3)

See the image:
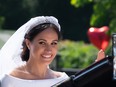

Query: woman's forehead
(34, 28), (58, 40)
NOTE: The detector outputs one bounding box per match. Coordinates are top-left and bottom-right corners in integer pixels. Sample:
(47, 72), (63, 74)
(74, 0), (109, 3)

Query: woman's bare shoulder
(52, 70), (66, 77)
(9, 66), (26, 78)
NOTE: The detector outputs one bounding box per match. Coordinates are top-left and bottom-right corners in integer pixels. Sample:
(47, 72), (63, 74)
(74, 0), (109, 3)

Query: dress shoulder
(1, 72), (69, 87)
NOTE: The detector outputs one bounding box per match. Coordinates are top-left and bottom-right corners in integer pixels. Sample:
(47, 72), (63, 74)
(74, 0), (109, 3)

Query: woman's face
(26, 28), (59, 65)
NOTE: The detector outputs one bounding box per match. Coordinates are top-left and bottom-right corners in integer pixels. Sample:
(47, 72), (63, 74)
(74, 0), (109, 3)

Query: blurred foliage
(0, 39), (4, 48)
(0, 0), (93, 42)
(71, 0), (92, 7)
(0, 30), (14, 48)
(70, 0), (116, 35)
(0, 0), (38, 29)
(0, 16), (5, 29)
(58, 40), (98, 69)
(22, 0), (38, 14)
(70, 0), (116, 54)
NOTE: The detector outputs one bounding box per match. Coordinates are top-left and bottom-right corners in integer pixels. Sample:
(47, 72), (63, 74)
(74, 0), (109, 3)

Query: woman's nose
(45, 44), (52, 53)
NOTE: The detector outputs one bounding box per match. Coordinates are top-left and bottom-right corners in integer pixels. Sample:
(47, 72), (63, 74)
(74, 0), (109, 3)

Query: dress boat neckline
(4, 72), (68, 81)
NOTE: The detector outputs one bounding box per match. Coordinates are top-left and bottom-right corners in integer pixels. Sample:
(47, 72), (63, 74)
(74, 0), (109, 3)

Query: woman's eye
(39, 42), (45, 45)
(51, 42), (58, 45)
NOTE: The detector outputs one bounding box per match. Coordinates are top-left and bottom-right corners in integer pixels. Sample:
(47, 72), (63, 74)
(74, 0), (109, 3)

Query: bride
(0, 16), (105, 87)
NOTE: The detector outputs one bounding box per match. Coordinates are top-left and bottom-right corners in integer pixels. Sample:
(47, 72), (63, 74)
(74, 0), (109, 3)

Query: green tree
(70, 0), (116, 34)
(0, 0), (38, 29)
(0, 16), (5, 29)
(70, 0), (116, 54)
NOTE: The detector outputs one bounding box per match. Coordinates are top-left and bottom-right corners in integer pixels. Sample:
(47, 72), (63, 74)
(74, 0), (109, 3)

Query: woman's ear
(25, 39), (31, 50)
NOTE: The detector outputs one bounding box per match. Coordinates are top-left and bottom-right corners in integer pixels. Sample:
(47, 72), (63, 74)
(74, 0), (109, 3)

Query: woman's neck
(25, 61), (50, 79)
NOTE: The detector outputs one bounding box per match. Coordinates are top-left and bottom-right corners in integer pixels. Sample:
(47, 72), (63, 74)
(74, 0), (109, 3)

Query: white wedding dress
(1, 72), (69, 87)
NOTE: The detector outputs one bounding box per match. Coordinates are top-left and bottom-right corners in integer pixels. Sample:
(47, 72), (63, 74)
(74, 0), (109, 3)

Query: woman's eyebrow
(53, 40), (58, 41)
(38, 39), (58, 41)
(38, 39), (47, 41)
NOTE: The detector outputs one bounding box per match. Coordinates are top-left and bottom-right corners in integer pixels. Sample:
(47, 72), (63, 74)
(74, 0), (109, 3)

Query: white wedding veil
(0, 16), (61, 79)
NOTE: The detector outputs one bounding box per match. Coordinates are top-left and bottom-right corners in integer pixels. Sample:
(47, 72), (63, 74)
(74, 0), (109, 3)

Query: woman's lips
(42, 54), (52, 58)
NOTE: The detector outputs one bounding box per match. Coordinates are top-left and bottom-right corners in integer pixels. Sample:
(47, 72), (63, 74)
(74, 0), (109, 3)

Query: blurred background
(0, 0), (116, 75)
